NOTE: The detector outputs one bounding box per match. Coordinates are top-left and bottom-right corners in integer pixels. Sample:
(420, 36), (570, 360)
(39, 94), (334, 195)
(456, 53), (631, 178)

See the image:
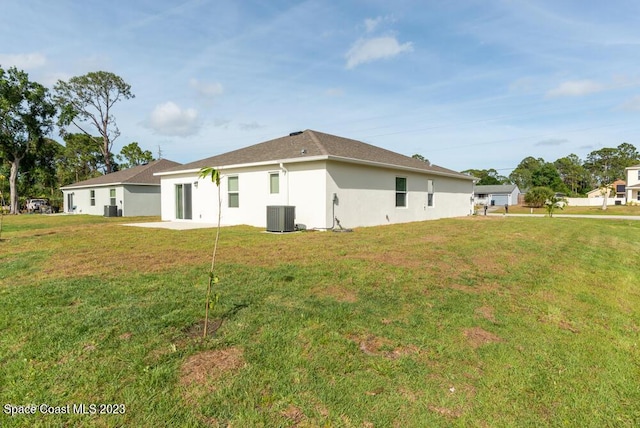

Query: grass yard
(498, 204), (640, 216)
(1, 214), (640, 427)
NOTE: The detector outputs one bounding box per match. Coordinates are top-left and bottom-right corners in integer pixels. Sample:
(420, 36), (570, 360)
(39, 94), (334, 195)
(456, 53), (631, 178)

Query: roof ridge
(306, 130), (329, 155)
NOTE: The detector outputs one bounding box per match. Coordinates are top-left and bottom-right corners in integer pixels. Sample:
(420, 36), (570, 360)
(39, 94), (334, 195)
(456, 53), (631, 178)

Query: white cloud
(147, 101), (199, 136)
(0, 52), (46, 69)
(546, 79), (604, 97)
(364, 15), (395, 33)
(189, 78), (224, 98)
(346, 36), (413, 69)
(364, 17), (383, 33)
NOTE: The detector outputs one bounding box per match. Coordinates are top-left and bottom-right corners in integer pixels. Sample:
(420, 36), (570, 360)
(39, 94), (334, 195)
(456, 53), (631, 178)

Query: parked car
(26, 198), (51, 213)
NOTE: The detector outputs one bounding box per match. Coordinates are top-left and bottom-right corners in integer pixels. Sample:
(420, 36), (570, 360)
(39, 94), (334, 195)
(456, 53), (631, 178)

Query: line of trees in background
(1, 66), (154, 213)
(462, 142), (640, 195)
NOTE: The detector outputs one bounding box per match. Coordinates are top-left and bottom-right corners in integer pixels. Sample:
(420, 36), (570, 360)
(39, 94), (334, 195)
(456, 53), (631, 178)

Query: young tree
(544, 195), (567, 217)
(54, 71), (134, 174)
(118, 142), (154, 169)
(0, 67), (56, 214)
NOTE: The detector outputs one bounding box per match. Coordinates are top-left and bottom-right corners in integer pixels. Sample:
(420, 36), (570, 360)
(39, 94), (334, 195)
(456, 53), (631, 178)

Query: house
(587, 179), (626, 199)
(585, 179), (626, 205)
(155, 130), (475, 229)
(473, 184), (520, 206)
(60, 159), (181, 216)
(625, 165), (640, 204)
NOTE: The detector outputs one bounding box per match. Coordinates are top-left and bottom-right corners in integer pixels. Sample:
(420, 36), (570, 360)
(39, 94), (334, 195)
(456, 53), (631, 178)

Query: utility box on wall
(266, 206), (296, 232)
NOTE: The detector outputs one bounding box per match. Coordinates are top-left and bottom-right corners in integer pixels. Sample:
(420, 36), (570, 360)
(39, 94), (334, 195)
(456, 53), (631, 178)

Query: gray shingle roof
(61, 159), (181, 189)
(474, 184), (518, 194)
(159, 129), (472, 179)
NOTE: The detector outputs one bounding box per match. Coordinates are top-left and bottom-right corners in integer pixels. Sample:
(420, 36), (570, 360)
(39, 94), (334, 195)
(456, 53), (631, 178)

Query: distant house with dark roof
(474, 184), (520, 206)
(60, 159), (180, 216)
(155, 130), (475, 229)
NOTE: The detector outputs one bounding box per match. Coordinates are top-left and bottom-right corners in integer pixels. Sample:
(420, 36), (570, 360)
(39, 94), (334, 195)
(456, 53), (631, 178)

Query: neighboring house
(474, 184), (520, 206)
(155, 130), (475, 229)
(585, 179), (626, 205)
(60, 159), (181, 216)
(626, 164), (640, 203)
(587, 179), (626, 198)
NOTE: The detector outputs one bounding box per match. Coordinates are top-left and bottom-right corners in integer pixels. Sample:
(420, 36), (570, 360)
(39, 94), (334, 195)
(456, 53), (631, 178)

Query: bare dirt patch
(463, 327), (503, 349)
(312, 285), (358, 303)
(475, 305), (497, 323)
(180, 347), (245, 404)
(428, 405), (464, 418)
(349, 334), (421, 359)
(281, 404), (306, 426)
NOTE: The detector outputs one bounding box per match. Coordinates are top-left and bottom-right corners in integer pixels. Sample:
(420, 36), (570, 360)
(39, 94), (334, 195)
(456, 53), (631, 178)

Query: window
(270, 173), (279, 194)
(637, 171), (640, 180)
(427, 179), (434, 207)
(90, 190), (95, 206)
(395, 177), (407, 207)
(109, 188), (116, 206)
(228, 176), (239, 208)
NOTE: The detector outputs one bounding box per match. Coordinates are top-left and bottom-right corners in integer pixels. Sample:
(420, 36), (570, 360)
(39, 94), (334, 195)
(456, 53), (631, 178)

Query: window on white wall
(228, 176), (239, 208)
(90, 190), (95, 206)
(109, 188), (116, 206)
(427, 179), (434, 207)
(269, 173), (279, 194)
(396, 177), (407, 207)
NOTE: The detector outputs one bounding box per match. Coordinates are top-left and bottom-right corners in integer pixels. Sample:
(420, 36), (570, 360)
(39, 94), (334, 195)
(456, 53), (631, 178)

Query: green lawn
(500, 204), (640, 216)
(1, 214), (639, 427)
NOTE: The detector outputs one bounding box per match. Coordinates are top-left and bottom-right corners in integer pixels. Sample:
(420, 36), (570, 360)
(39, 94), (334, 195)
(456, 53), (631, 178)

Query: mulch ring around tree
(184, 318), (224, 339)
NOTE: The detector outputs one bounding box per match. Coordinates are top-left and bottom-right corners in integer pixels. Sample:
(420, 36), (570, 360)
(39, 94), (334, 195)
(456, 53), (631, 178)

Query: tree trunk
(103, 136), (112, 174)
(9, 158), (20, 214)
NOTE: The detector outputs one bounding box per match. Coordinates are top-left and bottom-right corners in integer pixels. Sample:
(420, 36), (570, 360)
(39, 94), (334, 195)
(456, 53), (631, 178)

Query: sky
(2, 0), (640, 174)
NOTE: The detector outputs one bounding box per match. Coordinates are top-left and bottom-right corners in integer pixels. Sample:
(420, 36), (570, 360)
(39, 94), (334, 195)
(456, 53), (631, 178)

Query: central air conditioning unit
(104, 205), (118, 217)
(266, 205), (296, 232)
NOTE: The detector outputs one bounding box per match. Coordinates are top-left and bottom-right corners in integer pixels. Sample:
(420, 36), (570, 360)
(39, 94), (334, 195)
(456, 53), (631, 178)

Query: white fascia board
(326, 155), (475, 181)
(154, 156), (329, 177)
(60, 183), (159, 190)
(154, 154), (473, 181)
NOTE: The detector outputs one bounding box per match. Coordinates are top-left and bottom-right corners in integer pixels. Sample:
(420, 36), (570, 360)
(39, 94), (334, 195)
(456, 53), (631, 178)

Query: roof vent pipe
(289, 131), (303, 136)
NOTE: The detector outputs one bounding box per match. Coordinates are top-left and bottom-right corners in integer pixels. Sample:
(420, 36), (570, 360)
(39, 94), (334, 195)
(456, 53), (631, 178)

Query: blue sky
(2, 0), (640, 174)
